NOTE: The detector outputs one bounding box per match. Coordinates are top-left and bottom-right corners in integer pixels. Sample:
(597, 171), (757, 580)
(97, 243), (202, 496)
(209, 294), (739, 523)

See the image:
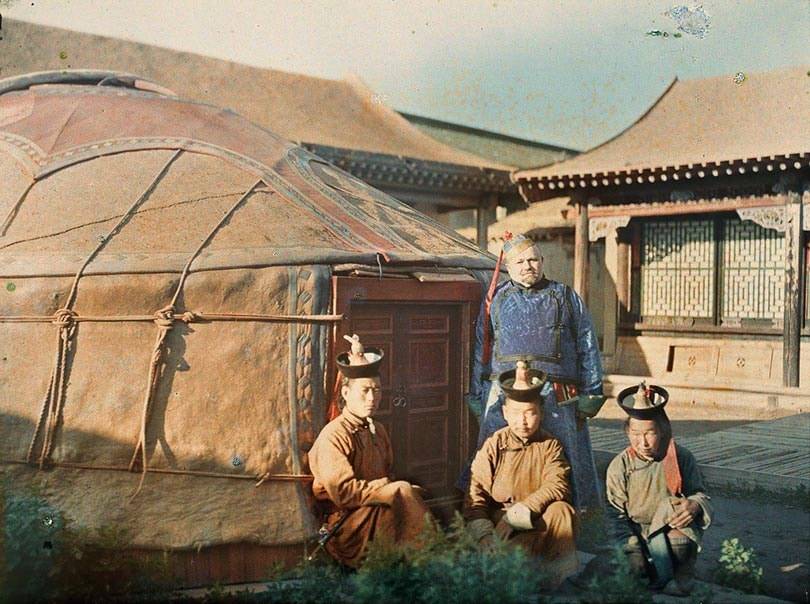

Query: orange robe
(465, 427), (578, 583)
(309, 409), (430, 567)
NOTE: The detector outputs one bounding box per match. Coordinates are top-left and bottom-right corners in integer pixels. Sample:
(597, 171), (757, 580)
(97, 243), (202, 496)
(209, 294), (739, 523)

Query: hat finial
(617, 382), (669, 419)
(513, 360), (530, 389)
(633, 382), (648, 408)
(343, 334), (368, 366)
(336, 335), (384, 378)
(497, 361), (546, 402)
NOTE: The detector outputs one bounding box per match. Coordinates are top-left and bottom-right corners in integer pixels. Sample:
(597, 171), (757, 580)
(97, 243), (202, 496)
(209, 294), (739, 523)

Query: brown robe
(465, 427), (578, 583)
(308, 409), (430, 567)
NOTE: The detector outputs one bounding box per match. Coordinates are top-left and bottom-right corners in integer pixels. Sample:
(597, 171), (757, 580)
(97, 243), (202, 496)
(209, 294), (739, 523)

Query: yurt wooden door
(332, 277), (481, 503)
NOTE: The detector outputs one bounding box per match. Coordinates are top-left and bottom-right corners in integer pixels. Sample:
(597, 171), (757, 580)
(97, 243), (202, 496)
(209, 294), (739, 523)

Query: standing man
(465, 233), (605, 511)
(308, 335), (430, 568)
(465, 362), (578, 587)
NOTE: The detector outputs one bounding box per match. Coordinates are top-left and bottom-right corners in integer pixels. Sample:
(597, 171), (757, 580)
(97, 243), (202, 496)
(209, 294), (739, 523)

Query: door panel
(408, 337), (450, 388)
(332, 277), (481, 504)
(345, 302), (460, 498)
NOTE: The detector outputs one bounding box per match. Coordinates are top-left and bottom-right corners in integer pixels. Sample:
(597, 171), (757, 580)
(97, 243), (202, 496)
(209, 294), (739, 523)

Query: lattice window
(640, 220), (715, 318)
(720, 217), (785, 322)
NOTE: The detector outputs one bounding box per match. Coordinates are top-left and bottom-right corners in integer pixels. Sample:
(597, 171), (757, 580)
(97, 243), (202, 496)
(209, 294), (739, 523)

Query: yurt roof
(0, 71), (496, 279)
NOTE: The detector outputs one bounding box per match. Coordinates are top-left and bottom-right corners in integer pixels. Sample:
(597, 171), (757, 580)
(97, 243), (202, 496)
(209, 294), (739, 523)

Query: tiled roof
(516, 67), (810, 184)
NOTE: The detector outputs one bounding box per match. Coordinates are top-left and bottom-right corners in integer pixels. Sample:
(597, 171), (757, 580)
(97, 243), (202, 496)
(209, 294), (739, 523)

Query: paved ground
(591, 413), (810, 492)
(590, 410), (810, 603)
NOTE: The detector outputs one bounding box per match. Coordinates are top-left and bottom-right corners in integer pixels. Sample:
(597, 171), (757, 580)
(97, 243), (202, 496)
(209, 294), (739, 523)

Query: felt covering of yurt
(0, 71), (494, 553)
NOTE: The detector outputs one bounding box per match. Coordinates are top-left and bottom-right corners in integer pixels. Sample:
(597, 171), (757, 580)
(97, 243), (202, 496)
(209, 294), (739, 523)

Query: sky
(2, 0), (808, 150)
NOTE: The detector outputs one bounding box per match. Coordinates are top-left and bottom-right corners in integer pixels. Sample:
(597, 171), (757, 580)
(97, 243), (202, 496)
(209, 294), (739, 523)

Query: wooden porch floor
(589, 413), (810, 492)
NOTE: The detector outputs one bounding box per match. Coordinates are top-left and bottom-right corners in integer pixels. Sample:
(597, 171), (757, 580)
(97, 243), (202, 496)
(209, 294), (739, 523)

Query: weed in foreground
(353, 513), (545, 604)
(579, 545), (652, 604)
(713, 537), (763, 595)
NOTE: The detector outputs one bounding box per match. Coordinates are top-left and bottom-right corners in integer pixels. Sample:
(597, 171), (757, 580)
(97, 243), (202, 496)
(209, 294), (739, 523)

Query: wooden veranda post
(588, 213), (630, 366)
(783, 185), (805, 387)
(573, 201), (589, 303)
(603, 229), (619, 359)
(476, 194), (498, 250)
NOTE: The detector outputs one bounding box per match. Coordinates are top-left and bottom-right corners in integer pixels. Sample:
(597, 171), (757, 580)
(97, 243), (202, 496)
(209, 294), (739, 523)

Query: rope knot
(178, 311), (199, 324)
(52, 308), (77, 329)
(153, 306), (175, 329)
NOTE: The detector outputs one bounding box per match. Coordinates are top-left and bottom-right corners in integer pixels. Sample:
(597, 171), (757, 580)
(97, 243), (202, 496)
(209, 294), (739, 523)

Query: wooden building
(1, 18), (571, 248)
(514, 67), (809, 413)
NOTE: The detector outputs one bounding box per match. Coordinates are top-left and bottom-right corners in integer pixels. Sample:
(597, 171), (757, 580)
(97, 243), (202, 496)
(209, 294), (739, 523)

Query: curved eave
(516, 152), (810, 202)
(304, 144), (515, 195)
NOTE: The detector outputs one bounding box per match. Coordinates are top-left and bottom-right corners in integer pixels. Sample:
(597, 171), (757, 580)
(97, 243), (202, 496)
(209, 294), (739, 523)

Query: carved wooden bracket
(589, 215), (631, 242)
(736, 206), (788, 232)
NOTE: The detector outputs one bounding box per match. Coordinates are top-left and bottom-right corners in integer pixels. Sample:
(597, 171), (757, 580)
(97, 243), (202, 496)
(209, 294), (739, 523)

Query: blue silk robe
(464, 277), (603, 511)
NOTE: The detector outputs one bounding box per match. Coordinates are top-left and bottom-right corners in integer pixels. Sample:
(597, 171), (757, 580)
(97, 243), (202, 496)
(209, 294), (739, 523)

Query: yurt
(0, 71), (494, 587)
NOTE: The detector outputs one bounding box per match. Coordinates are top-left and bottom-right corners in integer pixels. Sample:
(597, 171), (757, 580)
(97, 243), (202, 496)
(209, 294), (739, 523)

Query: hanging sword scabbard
(306, 510), (349, 562)
(623, 505), (657, 583)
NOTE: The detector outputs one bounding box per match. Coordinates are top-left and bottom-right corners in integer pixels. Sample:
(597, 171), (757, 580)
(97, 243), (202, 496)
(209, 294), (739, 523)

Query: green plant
(714, 538), (763, 594)
(281, 561), (350, 604)
(351, 513), (545, 604)
(1, 483), (171, 602)
(580, 546), (652, 604)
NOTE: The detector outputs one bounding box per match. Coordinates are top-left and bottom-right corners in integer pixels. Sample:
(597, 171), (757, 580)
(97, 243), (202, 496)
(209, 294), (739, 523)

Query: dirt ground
(590, 412), (810, 603)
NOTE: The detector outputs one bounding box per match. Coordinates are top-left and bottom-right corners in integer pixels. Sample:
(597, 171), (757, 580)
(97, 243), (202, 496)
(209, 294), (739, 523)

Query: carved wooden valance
(588, 215), (631, 241)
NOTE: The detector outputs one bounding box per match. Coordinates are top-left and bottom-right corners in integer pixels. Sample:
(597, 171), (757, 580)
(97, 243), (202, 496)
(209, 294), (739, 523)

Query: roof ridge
(399, 111), (581, 154)
(342, 73), (512, 170)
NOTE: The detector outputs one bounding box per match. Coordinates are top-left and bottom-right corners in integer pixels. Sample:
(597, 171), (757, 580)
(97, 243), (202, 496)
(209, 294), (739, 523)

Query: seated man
(465, 361), (578, 587)
(308, 335), (430, 568)
(606, 383), (713, 596)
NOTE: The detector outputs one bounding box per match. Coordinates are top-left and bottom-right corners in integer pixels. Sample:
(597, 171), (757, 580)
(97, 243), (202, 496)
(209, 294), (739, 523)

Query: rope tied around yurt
(127, 305), (196, 496)
(0, 312), (341, 324)
(127, 180), (263, 499)
(25, 150), (184, 469)
(26, 309), (78, 467)
(1, 179), (36, 237)
(11, 167), (323, 493)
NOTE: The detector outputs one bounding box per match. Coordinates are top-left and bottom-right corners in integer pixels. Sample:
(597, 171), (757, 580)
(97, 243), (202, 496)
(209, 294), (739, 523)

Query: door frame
(329, 276), (482, 501)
